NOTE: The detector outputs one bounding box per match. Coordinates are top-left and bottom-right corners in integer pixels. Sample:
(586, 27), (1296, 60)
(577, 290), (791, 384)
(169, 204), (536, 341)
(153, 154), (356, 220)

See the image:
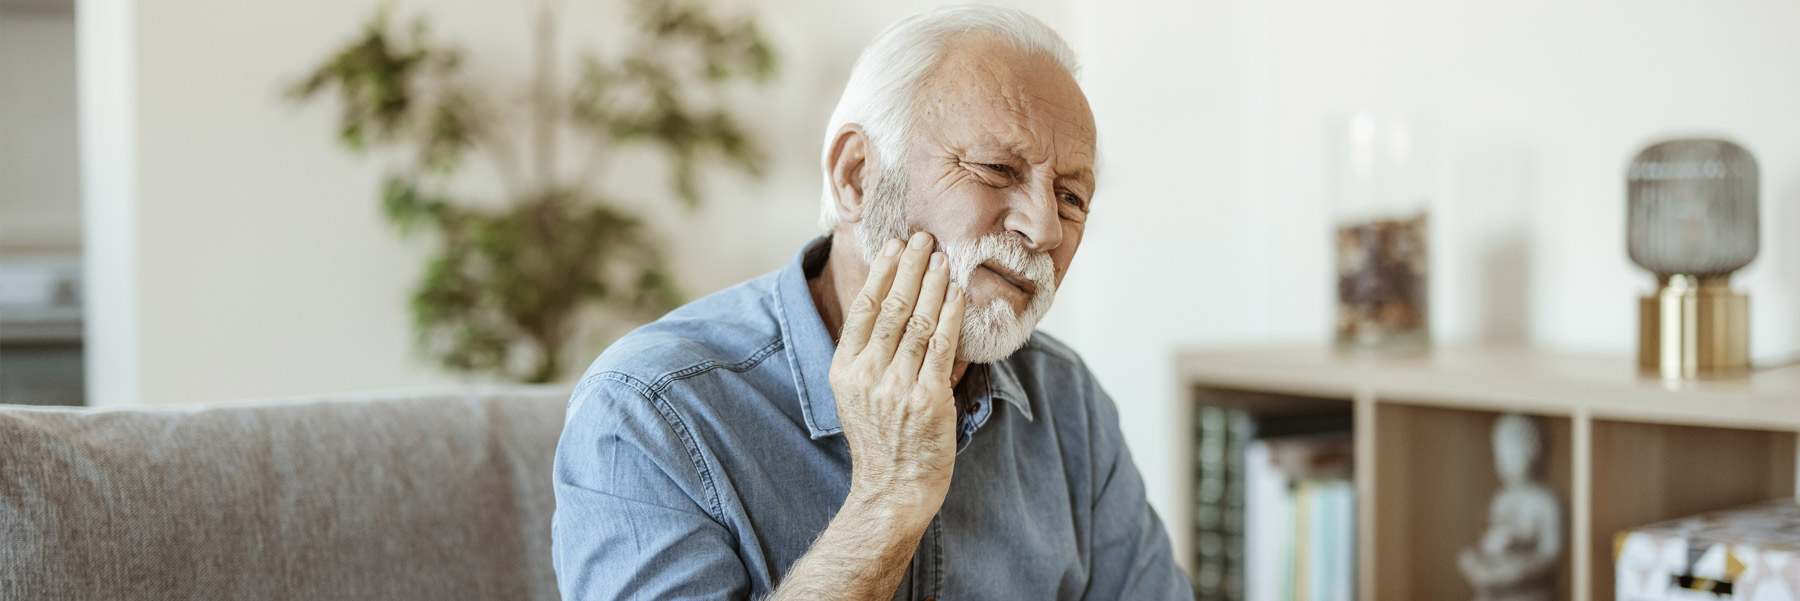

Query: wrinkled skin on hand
(828, 232), (967, 520)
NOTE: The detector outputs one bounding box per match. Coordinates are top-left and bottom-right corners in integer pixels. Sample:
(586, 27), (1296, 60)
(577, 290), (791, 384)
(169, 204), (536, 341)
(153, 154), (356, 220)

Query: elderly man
(552, 5), (1190, 600)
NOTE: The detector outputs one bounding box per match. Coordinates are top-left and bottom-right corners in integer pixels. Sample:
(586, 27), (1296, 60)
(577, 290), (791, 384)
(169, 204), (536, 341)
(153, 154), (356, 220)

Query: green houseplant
(290, 0), (775, 383)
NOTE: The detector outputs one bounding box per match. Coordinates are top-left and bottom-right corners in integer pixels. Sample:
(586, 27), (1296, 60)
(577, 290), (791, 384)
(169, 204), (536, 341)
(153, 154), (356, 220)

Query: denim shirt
(552, 236), (1191, 600)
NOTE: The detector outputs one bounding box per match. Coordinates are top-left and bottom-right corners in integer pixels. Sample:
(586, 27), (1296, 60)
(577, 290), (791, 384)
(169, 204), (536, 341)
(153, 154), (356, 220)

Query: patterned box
(1617, 499), (1800, 601)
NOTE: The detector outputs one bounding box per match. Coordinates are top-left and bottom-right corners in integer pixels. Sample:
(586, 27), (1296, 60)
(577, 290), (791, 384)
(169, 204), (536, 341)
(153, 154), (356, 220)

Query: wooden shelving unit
(1175, 345), (1800, 601)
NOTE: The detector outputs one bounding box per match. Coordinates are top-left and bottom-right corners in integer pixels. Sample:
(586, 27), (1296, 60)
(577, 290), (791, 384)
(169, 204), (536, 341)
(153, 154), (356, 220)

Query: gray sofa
(0, 387), (570, 600)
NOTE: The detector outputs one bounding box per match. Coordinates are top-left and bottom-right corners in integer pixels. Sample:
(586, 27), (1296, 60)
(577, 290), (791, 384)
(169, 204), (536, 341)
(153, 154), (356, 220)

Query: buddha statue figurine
(1458, 413), (1562, 601)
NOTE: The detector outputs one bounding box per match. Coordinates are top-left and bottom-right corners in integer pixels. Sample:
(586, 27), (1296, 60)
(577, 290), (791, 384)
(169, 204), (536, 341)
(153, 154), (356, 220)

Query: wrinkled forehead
(914, 36), (1097, 173)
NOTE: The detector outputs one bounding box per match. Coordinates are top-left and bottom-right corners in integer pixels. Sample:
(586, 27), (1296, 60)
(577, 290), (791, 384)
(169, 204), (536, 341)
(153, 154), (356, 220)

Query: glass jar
(1331, 112), (1431, 352)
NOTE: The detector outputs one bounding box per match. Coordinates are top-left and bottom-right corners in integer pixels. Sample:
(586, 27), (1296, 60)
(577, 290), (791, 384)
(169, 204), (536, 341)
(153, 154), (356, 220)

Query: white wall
(1254, 0), (1800, 357)
(78, 0), (137, 409)
(0, 10), (81, 250)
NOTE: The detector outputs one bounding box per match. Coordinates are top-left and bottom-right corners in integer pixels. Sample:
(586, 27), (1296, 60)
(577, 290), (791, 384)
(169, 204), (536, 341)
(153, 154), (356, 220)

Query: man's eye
(1060, 192), (1086, 209)
(981, 163), (1011, 175)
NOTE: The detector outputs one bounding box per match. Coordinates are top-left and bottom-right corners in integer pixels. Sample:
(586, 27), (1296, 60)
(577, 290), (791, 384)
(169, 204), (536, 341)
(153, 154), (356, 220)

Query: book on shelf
(1195, 403), (1355, 601)
(1245, 437), (1354, 601)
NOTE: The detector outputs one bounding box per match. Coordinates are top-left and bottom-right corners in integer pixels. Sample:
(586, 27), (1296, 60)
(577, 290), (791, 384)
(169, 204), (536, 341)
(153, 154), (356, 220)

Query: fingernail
(929, 252), (945, 270)
(884, 239), (901, 256)
(909, 231), (931, 249)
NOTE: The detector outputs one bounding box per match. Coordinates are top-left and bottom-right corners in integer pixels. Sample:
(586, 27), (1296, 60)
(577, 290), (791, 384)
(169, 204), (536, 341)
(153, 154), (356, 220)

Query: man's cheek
(1051, 254), (1075, 287)
(909, 222), (955, 254)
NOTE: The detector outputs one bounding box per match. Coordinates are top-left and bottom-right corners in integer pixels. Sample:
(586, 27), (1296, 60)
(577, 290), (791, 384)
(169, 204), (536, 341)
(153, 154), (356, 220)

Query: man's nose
(1004, 181), (1063, 253)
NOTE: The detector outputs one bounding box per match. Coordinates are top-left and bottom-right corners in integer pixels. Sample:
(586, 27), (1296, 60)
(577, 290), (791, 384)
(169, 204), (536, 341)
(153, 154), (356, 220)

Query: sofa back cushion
(0, 388), (568, 601)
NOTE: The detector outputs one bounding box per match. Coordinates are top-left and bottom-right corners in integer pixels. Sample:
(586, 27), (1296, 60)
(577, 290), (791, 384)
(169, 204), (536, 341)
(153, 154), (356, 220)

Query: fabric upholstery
(0, 387), (568, 601)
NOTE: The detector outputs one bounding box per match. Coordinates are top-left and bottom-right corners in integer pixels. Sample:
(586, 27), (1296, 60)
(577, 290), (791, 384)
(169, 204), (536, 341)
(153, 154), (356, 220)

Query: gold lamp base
(1638, 275), (1750, 379)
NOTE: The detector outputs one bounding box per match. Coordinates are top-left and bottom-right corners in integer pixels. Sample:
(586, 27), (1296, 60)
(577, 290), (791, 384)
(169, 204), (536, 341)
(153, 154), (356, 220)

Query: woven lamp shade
(1627, 139), (1759, 278)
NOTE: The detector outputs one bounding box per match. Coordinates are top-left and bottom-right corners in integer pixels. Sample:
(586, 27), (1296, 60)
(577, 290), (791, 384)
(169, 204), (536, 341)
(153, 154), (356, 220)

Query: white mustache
(944, 234), (1055, 295)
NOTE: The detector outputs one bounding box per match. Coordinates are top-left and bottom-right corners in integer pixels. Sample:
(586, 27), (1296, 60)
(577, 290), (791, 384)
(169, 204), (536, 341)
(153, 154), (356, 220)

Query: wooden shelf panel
(1371, 404), (1573, 601)
(1586, 420), (1795, 601)
(1178, 346), (1800, 431)
(1191, 386), (1351, 415)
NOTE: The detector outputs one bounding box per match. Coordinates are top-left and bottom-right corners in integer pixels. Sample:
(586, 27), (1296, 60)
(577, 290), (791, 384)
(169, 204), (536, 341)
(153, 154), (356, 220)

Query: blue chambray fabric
(552, 236), (1192, 600)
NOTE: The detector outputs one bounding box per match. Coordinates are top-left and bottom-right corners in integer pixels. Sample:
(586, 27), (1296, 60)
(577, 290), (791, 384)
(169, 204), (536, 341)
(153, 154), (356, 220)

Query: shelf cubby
(1372, 403), (1572, 601)
(1587, 420), (1795, 601)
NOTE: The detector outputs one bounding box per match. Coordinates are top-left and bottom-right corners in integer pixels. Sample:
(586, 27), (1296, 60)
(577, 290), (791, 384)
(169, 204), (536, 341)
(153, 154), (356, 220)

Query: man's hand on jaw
(766, 231), (966, 601)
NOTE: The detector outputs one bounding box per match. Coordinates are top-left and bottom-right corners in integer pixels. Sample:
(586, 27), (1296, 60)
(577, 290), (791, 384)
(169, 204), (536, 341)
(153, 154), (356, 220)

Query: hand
(764, 233), (966, 600)
(828, 231), (966, 526)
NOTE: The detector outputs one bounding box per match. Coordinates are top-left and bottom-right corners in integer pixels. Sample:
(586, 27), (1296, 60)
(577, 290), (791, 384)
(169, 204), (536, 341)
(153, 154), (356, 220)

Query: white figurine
(1458, 413), (1562, 601)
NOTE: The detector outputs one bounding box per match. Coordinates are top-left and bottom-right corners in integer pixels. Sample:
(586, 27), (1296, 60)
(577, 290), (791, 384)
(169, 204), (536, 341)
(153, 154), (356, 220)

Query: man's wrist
(842, 482), (939, 535)
(766, 484), (932, 601)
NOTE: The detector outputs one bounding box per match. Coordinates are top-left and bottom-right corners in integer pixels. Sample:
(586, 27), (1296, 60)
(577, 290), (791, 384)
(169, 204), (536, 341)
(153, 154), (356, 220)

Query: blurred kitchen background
(3, 0), (1799, 589)
(1, 0), (82, 406)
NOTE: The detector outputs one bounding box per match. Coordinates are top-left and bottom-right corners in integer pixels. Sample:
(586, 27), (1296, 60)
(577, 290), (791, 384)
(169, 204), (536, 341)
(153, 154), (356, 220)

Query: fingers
(917, 282), (965, 388)
(835, 237), (903, 358)
(861, 231), (935, 364)
(886, 250), (951, 381)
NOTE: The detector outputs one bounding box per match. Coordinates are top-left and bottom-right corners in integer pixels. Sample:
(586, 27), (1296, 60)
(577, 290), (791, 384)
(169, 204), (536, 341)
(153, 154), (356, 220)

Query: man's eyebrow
(964, 138), (1093, 183)
(1057, 167), (1095, 185)
(955, 144), (1017, 161)
(968, 140), (1026, 157)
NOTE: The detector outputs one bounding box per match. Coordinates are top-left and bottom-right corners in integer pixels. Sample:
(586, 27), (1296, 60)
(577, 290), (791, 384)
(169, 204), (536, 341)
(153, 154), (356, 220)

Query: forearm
(764, 489), (931, 601)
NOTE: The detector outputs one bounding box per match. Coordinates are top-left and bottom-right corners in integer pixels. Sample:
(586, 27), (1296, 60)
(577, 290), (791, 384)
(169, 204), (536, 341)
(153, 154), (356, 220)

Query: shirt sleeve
(552, 374), (751, 600)
(1086, 382), (1195, 601)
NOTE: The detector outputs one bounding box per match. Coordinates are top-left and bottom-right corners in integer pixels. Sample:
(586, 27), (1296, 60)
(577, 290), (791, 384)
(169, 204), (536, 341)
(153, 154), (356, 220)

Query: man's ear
(826, 125), (873, 225)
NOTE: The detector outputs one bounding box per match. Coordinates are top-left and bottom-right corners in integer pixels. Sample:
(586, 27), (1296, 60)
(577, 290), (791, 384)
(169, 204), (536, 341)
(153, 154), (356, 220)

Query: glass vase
(1332, 112), (1431, 353)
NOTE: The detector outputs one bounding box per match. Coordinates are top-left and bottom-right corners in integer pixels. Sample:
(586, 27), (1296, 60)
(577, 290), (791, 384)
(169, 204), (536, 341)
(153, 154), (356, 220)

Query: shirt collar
(773, 235), (1034, 440)
(980, 359), (1034, 421)
(773, 236), (843, 438)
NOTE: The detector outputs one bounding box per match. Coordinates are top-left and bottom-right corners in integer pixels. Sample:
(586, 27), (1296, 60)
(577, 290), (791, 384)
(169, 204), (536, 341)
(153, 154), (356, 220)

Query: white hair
(817, 5), (1081, 232)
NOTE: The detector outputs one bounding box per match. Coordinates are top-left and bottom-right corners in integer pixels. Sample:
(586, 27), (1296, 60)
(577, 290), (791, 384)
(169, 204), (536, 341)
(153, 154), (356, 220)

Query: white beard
(941, 233), (1056, 363)
(854, 163), (1057, 364)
